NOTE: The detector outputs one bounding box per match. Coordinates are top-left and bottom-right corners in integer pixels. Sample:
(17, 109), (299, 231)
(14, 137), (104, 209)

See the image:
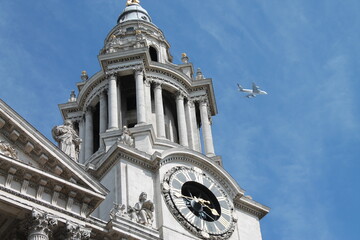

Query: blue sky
(1, 0), (360, 239)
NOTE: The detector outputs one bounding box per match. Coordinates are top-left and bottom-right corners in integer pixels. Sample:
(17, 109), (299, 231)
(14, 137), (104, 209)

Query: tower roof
(117, 1), (152, 24)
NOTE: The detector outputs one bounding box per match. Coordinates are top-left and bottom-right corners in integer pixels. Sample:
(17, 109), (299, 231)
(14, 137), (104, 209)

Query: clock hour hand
(202, 204), (220, 216)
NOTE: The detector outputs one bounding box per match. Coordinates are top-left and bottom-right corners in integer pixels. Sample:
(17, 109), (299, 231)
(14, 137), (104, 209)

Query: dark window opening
(93, 103), (100, 153)
(149, 46), (158, 62)
(126, 95), (136, 111)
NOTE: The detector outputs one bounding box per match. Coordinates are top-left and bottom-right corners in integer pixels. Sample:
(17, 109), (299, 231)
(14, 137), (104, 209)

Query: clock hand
(202, 204), (220, 216)
(173, 192), (196, 201)
(201, 210), (216, 221)
(196, 199), (220, 216)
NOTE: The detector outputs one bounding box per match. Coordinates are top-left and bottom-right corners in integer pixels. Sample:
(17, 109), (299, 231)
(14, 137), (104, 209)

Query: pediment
(0, 99), (108, 216)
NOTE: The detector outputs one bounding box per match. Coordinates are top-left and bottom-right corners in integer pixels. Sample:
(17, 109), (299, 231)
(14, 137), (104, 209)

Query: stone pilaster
(84, 107), (94, 160)
(154, 82), (166, 138)
(176, 92), (189, 147)
(199, 98), (215, 156)
(99, 90), (108, 134)
(27, 209), (58, 240)
(135, 67), (146, 125)
(144, 79), (152, 124)
(107, 74), (119, 130)
(78, 116), (85, 164)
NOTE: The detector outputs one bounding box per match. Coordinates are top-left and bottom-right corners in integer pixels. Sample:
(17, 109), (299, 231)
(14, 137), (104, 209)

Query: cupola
(117, 0), (152, 24)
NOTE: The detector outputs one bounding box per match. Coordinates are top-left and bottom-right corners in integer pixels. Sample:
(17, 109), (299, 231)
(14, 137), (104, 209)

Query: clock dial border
(162, 166), (236, 240)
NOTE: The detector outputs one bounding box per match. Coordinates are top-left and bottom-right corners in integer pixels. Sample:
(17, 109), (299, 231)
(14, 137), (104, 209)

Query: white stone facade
(0, 1), (269, 239)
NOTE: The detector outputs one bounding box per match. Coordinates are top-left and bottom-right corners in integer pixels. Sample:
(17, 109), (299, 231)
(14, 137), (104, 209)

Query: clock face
(162, 166), (236, 239)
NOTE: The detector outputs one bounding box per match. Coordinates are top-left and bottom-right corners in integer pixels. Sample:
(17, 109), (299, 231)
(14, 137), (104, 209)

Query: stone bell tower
(57, 1), (268, 239)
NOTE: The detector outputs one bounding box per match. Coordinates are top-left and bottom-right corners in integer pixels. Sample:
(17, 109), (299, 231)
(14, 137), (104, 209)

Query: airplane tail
(237, 83), (244, 91)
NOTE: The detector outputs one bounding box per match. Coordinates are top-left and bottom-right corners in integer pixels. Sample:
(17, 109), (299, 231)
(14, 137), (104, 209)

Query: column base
(106, 127), (119, 132)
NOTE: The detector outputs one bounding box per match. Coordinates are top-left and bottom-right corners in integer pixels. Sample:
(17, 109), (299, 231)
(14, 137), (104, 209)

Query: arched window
(149, 46), (158, 62)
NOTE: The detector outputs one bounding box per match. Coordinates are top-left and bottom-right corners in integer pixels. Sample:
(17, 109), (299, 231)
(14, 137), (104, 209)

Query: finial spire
(126, 0), (140, 6)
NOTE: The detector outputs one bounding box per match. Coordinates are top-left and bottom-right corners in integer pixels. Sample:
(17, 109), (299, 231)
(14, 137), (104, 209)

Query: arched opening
(149, 46), (158, 62)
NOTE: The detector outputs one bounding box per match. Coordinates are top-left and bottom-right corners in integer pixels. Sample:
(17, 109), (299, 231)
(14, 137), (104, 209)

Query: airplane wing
(252, 82), (260, 93)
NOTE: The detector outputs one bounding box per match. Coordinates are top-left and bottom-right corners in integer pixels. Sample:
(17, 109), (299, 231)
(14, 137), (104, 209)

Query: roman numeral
(217, 196), (227, 202)
(181, 171), (193, 181)
(195, 173), (204, 184)
(221, 207), (232, 217)
(218, 216), (230, 228)
(185, 211), (196, 224)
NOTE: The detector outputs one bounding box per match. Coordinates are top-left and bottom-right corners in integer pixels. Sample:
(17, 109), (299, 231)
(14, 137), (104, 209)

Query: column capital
(86, 106), (94, 113)
(144, 78), (152, 87)
(153, 81), (162, 89)
(106, 72), (118, 79)
(176, 91), (186, 101)
(28, 208), (58, 240)
(188, 99), (195, 108)
(66, 221), (91, 240)
(134, 65), (144, 74)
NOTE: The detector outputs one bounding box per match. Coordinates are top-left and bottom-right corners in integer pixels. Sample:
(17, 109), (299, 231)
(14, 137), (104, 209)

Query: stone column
(99, 91), (108, 142)
(135, 68), (146, 124)
(78, 117), (85, 164)
(107, 74), (119, 130)
(176, 93), (189, 147)
(144, 79), (152, 124)
(200, 99), (215, 156)
(185, 100), (198, 150)
(28, 209), (58, 240)
(117, 81), (123, 128)
(154, 82), (166, 138)
(84, 107), (94, 160)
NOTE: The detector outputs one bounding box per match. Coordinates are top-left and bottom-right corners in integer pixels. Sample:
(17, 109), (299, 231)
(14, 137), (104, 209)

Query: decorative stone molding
(28, 208), (58, 240)
(0, 117), (5, 128)
(0, 140), (18, 159)
(9, 129), (20, 141)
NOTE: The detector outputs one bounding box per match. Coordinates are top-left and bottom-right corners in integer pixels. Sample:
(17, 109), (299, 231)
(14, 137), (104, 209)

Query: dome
(117, 2), (152, 24)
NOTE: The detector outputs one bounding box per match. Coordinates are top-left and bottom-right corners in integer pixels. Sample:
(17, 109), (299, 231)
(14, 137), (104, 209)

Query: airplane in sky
(237, 83), (268, 98)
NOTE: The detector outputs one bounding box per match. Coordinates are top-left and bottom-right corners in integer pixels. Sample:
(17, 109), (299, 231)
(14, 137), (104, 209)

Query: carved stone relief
(0, 140), (18, 159)
(109, 192), (154, 227)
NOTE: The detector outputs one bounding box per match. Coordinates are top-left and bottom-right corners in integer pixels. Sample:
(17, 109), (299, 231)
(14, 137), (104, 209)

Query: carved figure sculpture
(109, 203), (126, 220)
(0, 140), (18, 159)
(52, 120), (82, 161)
(128, 192), (154, 226)
(117, 126), (134, 147)
(127, 0), (140, 6)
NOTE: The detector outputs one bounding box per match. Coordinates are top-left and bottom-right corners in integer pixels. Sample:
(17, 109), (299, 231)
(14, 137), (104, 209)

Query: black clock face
(162, 166), (235, 238)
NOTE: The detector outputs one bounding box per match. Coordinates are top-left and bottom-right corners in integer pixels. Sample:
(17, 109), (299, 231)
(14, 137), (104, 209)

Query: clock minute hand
(173, 192), (195, 201)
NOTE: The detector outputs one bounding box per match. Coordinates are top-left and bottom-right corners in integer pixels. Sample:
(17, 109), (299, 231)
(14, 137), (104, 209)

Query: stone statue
(0, 140), (18, 159)
(52, 120), (82, 161)
(128, 192), (154, 226)
(117, 126), (134, 147)
(127, 0), (140, 6)
(109, 203), (126, 220)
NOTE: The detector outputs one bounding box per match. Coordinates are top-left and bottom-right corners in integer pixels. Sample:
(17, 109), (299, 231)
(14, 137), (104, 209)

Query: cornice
(234, 196), (270, 220)
(0, 100), (108, 196)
